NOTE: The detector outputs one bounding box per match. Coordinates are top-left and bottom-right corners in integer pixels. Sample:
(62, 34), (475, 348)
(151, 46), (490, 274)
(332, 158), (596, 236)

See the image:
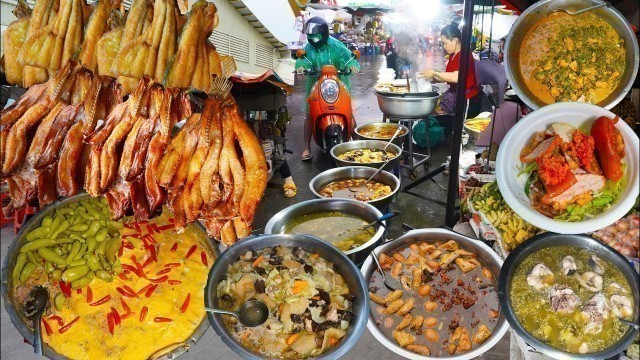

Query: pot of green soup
(499, 232), (639, 359)
(264, 199), (386, 265)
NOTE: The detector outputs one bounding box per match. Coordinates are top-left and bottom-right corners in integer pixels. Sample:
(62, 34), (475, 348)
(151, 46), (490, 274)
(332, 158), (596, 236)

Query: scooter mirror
(352, 50), (361, 59)
(295, 50), (306, 59)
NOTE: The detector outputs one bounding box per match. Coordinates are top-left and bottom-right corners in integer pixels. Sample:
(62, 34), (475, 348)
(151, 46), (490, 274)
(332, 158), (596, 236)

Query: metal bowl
(330, 140), (402, 171)
(204, 234), (370, 360)
(0, 193), (219, 360)
(498, 233), (640, 359)
(375, 90), (440, 118)
(504, 0), (639, 110)
(361, 228), (509, 360)
(264, 198), (385, 265)
(309, 166), (400, 211)
(354, 122), (409, 147)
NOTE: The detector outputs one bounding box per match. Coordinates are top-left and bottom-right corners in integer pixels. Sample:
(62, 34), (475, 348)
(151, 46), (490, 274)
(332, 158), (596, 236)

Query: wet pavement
(0, 54), (511, 359)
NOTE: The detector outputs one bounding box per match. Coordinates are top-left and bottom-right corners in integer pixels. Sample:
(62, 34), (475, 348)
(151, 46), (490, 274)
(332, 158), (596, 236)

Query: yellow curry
(15, 209), (214, 360)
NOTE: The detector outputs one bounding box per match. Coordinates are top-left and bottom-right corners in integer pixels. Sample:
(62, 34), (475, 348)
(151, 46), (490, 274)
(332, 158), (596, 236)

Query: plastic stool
(14, 206), (37, 233)
(0, 193), (13, 228)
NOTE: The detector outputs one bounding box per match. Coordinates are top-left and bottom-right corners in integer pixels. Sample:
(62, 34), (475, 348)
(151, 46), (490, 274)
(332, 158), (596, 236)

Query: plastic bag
(412, 116), (444, 148)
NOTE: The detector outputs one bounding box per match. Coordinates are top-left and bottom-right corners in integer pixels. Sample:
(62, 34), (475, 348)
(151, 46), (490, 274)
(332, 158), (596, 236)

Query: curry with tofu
(520, 12), (626, 104)
(217, 246), (355, 359)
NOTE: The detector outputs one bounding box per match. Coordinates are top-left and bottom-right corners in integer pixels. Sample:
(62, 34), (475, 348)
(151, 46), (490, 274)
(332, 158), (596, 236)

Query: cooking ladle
(206, 299), (269, 327)
(370, 251), (401, 291)
(553, 0), (610, 16)
(618, 318), (640, 331)
(23, 286), (49, 356)
(348, 156), (394, 193)
(383, 127), (402, 151)
(336, 211), (399, 237)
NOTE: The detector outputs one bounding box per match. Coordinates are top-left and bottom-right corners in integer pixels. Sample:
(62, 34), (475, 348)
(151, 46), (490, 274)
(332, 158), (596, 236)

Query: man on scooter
(296, 16), (360, 161)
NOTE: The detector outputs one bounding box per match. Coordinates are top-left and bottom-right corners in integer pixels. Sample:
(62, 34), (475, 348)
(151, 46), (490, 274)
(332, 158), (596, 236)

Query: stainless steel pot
(504, 0), (639, 110)
(264, 198), (386, 265)
(0, 194), (219, 360)
(354, 122), (409, 147)
(498, 233), (639, 360)
(330, 140), (402, 171)
(361, 227), (509, 360)
(309, 166), (400, 211)
(204, 234), (370, 360)
(375, 90), (440, 118)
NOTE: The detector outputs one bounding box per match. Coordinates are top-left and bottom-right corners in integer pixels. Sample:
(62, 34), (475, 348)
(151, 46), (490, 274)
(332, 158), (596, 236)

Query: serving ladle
(370, 252), (401, 291)
(23, 286), (49, 356)
(206, 299), (269, 327)
(552, 0), (610, 16)
(618, 318), (640, 331)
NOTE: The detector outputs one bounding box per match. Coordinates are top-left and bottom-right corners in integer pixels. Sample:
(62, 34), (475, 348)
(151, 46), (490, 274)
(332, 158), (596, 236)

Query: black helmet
(304, 16), (329, 48)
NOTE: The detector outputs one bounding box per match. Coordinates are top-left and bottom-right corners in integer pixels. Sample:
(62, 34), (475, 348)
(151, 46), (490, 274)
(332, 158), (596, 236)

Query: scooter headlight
(320, 79), (340, 104)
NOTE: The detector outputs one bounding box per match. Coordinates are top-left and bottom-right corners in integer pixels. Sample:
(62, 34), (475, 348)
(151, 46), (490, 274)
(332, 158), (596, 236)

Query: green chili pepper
(67, 233), (85, 243)
(56, 208), (74, 218)
(109, 221), (124, 230)
(86, 255), (101, 271)
(12, 253), (27, 284)
(95, 239), (107, 255)
(54, 293), (65, 311)
(75, 244), (87, 260)
(61, 265), (90, 283)
(95, 269), (113, 282)
(67, 258), (86, 267)
(26, 251), (41, 265)
(98, 254), (111, 271)
(95, 228), (109, 242)
(50, 219), (71, 239)
(44, 261), (55, 273)
(71, 274), (93, 290)
(111, 258), (122, 275)
(82, 221), (101, 238)
(105, 237), (122, 263)
(41, 216), (53, 227)
(50, 269), (62, 282)
(19, 263), (36, 283)
(65, 241), (81, 265)
(69, 223), (89, 232)
(37, 248), (67, 266)
(127, 237), (142, 248)
(25, 226), (51, 241)
(49, 216), (61, 233)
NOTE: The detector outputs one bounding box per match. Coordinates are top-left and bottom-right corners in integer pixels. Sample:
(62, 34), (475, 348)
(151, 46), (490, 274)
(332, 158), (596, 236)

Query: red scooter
(297, 50), (360, 151)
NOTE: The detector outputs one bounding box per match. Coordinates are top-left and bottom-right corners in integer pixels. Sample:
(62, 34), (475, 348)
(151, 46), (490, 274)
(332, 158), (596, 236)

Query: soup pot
(204, 234), (370, 360)
(498, 232), (640, 359)
(354, 122), (409, 147)
(264, 198), (385, 265)
(361, 227), (509, 360)
(309, 166), (400, 211)
(330, 140), (402, 172)
(504, 0), (639, 110)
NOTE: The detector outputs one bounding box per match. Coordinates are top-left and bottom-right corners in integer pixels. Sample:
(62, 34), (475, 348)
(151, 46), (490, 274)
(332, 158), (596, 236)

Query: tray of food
(496, 102), (639, 234)
(204, 234), (369, 360)
(361, 228), (509, 359)
(499, 232), (639, 359)
(1, 194), (218, 360)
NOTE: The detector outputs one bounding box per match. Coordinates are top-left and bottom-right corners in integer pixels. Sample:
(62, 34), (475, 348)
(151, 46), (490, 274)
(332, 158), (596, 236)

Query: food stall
(0, 0), (639, 358)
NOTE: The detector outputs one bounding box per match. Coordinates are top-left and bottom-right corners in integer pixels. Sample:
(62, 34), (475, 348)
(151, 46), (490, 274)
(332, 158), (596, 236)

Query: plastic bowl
(496, 102), (639, 234)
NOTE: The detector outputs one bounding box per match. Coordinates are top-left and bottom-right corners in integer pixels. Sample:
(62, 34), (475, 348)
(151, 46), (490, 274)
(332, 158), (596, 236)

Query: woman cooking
(420, 23), (481, 118)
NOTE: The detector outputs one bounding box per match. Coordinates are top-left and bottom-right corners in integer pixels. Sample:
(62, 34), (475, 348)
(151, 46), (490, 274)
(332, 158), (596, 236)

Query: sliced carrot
(291, 280), (308, 294)
(329, 337), (338, 346)
(252, 255), (264, 268)
(286, 333), (300, 345)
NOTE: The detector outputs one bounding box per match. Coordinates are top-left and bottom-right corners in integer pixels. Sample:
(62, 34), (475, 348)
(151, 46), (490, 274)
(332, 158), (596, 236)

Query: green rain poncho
(295, 36), (360, 113)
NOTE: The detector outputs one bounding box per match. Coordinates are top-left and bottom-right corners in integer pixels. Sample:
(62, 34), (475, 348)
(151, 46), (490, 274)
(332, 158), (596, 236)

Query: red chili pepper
(170, 242), (178, 252)
(144, 234), (157, 245)
(146, 224), (154, 235)
(122, 233), (141, 239)
(123, 223), (134, 229)
(134, 223), (141, 233)
(140, 306), (148, 322)
(118, 245), (124, 257)
(47, 316), (64, 326)
(59, 282), (71, 298)
(76, 288), (82, 295)
(149, 245), (157, 262)
(151, 224), (161, 233)
(118, 273), (131, 281)
(123, 241), (135, 250)
(139, 220), (149, 225)
(168, 280), (182, 285)
(107, 313), (114, 335)
(42, 318), (53, 336)
(120, 312), (135, 320)
(86, 286), (93, 303)
(160, 224), (175, 231)
(145, 284), (158, 298)
(142, 257), (154, 269)
(120, 298), (131, 313)
(111, 307), (121, 326)
(180, 293), (191, 313)
(122, 285), (138, 298)
(201, 251), (208, 266)
(90, 295), (112, 306)
(116, 287), (136, 298)
(186, 245), (197, 259)
(122, 264), (141, 277)
(164, 263), (181, 268)
(148, 276), (168, 284)
(136, 283), (154, 296)
(59, 317), (79, 334)
(168, 218), (175, 223)
(156, 268), (171, 276)
(154, 317), (173, 323)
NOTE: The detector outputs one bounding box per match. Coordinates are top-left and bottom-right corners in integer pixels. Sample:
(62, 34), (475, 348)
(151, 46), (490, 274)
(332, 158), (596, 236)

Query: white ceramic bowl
(496, 102), (639, 234)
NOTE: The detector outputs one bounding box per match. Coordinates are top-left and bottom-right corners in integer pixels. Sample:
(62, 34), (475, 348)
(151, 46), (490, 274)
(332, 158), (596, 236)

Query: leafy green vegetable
(518, 162), (538, 178)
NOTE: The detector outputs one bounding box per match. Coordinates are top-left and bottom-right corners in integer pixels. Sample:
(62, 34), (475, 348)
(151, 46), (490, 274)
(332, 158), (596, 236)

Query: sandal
(301, 151), (312, 161)
(283, 183), (298, 198)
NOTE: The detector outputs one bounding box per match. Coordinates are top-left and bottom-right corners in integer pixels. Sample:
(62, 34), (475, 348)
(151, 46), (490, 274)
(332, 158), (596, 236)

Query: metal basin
(354, 122), (409, 147)
(309, 166), (400, 211)
(330, 140), (402, 171)
(204, 234), (370, 360)
(264, 198), (385, 265)
(0, 193), (219, 360)
(498, 233), (640, 359)
(504, 0), (639, 110)
(361, 228), (509, 360)
(375, 90), (440, 118)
